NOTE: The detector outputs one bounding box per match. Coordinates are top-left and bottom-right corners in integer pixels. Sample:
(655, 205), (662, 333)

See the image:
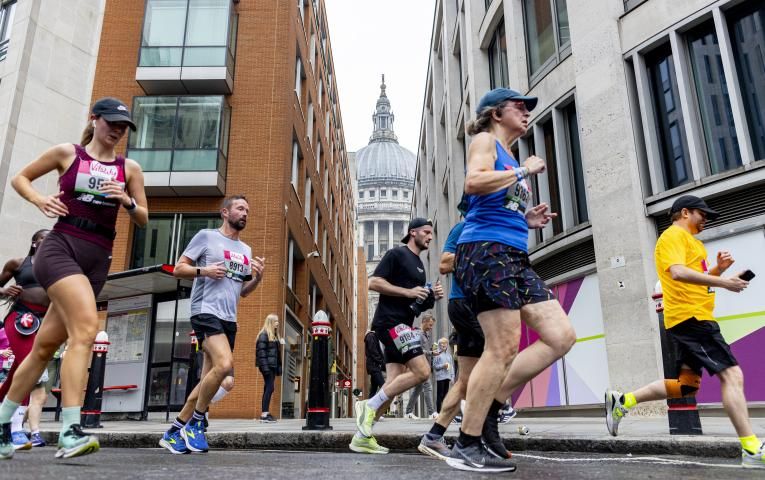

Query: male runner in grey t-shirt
(159, 195), (265, 454)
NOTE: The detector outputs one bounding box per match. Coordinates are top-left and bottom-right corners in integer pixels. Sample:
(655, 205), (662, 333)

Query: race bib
(74, 159), (125, 206)
(389, 324), (421, 354)
(224, 250), (252, 282)
(1, 356), (13, 370)
(503, 179), (531, 213)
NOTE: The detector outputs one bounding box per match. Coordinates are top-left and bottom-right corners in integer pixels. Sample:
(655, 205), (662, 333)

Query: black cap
(401, 217), (433, 243)
(92, 97), (136, 131)
(669, 195), (719, 220)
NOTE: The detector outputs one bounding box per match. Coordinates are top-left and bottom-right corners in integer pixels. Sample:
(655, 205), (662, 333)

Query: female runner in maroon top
(0, 97), (148, 460)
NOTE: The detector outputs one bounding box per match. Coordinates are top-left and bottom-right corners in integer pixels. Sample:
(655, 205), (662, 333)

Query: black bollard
(81, 331), (110, 428)
(303, 310), (333, 430)
(653, 283), (703, 435)
(185, 331), (201, 401)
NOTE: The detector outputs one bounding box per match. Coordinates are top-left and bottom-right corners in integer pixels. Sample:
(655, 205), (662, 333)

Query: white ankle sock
(367, 390), (389, 411)
(11, 406), (26, 433)
(211, 386), (229, 403)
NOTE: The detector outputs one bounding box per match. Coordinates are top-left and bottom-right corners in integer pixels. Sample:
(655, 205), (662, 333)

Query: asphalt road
(0, 448), (756, 479)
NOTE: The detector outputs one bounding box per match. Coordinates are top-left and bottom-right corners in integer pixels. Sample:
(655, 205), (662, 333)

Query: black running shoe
(446, 441), (517, 472)
(482, 413), (510, 459)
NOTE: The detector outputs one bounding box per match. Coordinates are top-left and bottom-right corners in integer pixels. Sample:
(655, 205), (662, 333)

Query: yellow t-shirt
(654, 225), (715, 329)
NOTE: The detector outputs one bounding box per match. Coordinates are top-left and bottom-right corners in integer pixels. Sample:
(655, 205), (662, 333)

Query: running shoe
(159, 429), (190, 454)
(452, 415), (462, 424)
(429, 412), (439, 420)
(30, 432), (46, 447)
(11, 431), (31, 451)
(348, 435), (389, 454)
(181, 419), (209, 453)
(742, 444), (765, 469)
(404, 412), (419, 419)
(446, 441), (517, 473)
(260, 414), (277, 423)
(482, 414), (510, 459)
(498, 404), (517, 424)
(605, 390), (628, 437)
(0, 423), (13, 460)
(417, 434), (451, 460)
(55, 424), (99, 459)
(354, 400), (376, 437)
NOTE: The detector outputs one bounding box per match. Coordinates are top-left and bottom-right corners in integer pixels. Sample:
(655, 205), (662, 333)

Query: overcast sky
(324, 0), (436, 155)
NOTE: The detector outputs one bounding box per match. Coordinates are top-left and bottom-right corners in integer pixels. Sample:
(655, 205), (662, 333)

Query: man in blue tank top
(445, 89), (577, 473)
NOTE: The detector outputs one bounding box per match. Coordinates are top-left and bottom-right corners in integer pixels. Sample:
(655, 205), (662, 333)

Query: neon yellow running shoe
(354, 400), (376, 437)
(349, 435), (389, 454)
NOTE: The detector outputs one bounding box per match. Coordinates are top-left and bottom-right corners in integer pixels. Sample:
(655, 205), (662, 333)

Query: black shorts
(667, 318), (738, 376)
(34, 230), (112, 296)
(373, 324), (424, 365)
(191, 314), (237, 351)
(448, 298), (484, 358)
(455, 242), (555, 314)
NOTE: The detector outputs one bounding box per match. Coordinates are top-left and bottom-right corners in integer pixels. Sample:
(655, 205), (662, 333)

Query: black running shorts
(455, 241), (555, 314)
(448, 298), (484, 358)
(191, 314), (237, 351)
(667, 318), (738, 376)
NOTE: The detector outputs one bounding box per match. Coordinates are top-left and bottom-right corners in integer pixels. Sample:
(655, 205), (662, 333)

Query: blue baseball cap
(476, 88), (538, 113)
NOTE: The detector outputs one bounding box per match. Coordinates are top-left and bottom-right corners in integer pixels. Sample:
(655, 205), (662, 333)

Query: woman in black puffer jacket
(256, 314), (282, 423)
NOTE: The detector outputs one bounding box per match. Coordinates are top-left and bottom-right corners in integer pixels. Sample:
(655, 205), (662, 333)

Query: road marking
(514, 453), (742, 469)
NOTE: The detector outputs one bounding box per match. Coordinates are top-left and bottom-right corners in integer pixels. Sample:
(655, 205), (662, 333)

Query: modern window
(488, 22), (509, 89)
(728, 2), (765, 161)
(131, 214), (220, 268)
(542, 120), (564, 235)
(128, 96), (230, 174)
(687, 22), (742, 173)
(0, 0), (16, 62)
(139, 0), (237, 70)
(645, 45), (691, 189)
(564, 103), (588, 224)
(523, 0), (570, 81)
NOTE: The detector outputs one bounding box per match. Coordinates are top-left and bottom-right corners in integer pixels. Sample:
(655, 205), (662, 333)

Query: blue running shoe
(159, 429), (190, 454)
(12, 431), (31, 451)
(30, 432), (46, 447)
(181, 420), (208, 453)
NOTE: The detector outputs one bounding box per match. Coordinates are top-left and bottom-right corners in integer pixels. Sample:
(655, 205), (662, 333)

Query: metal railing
(0, 39), (9, 62)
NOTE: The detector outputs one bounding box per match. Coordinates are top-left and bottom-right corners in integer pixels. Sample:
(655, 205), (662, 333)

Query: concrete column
(373, 220), (379, 258)
(388, 220), (394, 251)
(358, 221), (365, 249)
(569, 0), (664, 412)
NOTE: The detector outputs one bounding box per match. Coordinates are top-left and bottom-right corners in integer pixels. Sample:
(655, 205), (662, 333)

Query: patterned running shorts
(455, 241), (555, 314)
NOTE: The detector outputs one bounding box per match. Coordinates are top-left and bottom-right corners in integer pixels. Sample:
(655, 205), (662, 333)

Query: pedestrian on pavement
(605, 195), (762, 468)
(350, 217), (444, 455)
(433, 337), (454, 413)
(0, 230), (51, 452)
(418, 219), (513, 460)
(364, 330), (385, 397)
(256, 313), (282, 423)
(159, 195), (265, 455)
(448, 88), (577, 472)
(405, 313), (436, 419)
(0, 328), (10, 389)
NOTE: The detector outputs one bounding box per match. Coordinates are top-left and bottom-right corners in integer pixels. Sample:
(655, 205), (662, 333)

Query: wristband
(196, 268), (201, 277)
(124, 197), (137, 212)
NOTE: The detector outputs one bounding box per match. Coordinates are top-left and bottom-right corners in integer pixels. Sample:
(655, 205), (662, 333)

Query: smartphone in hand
(739, 270), (756, 281)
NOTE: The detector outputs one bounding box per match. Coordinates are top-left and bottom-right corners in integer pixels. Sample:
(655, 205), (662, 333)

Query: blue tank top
(457, 141), (531, 252)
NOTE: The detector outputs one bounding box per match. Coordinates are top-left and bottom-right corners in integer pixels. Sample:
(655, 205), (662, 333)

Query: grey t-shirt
(182, 229), (253, 322)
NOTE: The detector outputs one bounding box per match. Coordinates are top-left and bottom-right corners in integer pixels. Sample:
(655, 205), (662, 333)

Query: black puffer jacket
(256, 332), (282, 376)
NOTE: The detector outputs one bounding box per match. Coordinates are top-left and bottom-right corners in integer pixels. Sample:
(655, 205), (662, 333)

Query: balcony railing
(127, 96), (230, 196)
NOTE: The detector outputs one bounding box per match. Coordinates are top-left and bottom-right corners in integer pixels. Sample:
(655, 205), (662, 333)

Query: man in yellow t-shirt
(603, 195), (762, 468)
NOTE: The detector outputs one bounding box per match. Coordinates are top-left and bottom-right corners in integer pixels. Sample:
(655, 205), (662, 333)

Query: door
(281, 312), (304, 419)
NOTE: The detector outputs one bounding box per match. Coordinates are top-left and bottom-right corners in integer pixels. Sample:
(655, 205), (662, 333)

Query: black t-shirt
(371, 246), (427, 329)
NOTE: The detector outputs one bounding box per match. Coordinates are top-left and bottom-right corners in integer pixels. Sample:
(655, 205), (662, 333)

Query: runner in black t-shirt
(349, 218), (444, 454)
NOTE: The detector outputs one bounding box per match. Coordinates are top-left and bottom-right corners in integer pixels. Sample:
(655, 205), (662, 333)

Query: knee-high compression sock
(11, 406), (26, 433)
(367, 389), (389, 411)
(741, 435), (761, 455)
(0, 399), (20, 425)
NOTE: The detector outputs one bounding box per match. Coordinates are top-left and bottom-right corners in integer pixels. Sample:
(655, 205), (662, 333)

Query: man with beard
(159, 195), (265, 454)
(350, 218), (444, 454)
